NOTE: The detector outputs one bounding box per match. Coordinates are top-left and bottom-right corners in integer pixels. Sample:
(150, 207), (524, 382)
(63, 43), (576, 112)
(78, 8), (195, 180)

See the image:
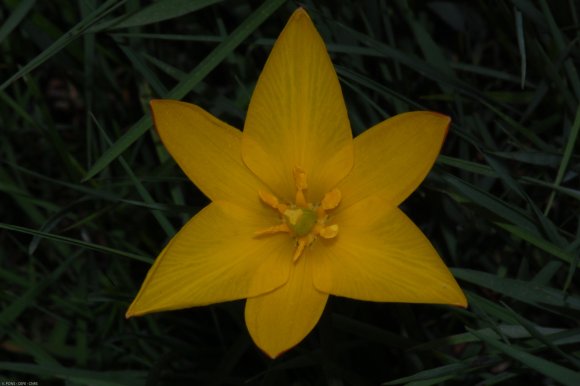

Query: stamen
(293, 166), (308, 207)
(255, 223), (290, 236)
(258, 190), (279, 208)
(293, 166), (308, 190)
(293, 237), (308, 262)
(258, 190), (287, 214)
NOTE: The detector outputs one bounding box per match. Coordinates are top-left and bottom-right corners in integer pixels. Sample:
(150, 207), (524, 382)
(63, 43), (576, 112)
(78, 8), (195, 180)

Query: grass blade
(0, 0), (36, 44)
(83, 0), (287, 182)
(0, 0), (125, 91)
(453, 268), (580, 310)
(545, 105), (580, 214)
(0, 222), (152, 263)
(470, 328), (580, 386)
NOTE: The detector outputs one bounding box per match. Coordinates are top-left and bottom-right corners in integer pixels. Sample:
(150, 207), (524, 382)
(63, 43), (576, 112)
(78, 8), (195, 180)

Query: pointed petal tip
(428, 111), (451, 134)
(149, 98), (184, 111)
(438, 278), (468, 309)
(291, 7), (310, 19)
(259, 345), (288, 360)
(426, 110), (451, 121)
(125, 300), (142, 319)
(454, 291), (468, 309)
(149, 98), (173, 111)
(254, 333), (304, 359)
(445, 284), (468, 308)
(424, 111), (451, 140)
(400, 110), (451, 136)
(405, 110), (451, 127)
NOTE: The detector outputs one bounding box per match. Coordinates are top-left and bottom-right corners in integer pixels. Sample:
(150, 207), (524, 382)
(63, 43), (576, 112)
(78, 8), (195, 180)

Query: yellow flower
(126, 8), (467, 358)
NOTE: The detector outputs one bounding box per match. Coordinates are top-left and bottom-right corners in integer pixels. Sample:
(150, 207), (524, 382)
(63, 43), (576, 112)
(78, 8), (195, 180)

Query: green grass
(1, 0), (579, 385)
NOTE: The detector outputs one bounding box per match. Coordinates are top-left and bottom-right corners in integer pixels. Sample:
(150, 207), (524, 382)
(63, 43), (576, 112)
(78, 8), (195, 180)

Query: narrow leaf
(83, 0), (286, 181)
(470, 328), (580, 386)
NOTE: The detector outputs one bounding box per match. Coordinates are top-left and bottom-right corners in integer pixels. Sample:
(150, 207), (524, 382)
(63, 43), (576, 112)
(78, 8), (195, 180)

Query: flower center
(284, 208), (317, 237)
(255, 166), (341, 262)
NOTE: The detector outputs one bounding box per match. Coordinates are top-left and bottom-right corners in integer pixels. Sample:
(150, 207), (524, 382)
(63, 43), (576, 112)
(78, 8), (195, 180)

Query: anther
(319, 224), (339, 239)
(321, 189), (341, 210)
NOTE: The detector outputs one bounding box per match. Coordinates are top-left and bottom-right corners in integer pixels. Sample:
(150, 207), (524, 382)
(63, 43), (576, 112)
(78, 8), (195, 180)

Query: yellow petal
(151, 99), (267, 212)
(312, 196), (466, 307)
(337, 112), (450, 209)
(245, 255), (328, 358)
(242, 8), (353, 203)
(126, 201), (293, 317)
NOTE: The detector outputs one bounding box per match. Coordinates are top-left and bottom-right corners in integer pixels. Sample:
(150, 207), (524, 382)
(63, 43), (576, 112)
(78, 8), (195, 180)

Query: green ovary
(284, 208), (317, 237)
